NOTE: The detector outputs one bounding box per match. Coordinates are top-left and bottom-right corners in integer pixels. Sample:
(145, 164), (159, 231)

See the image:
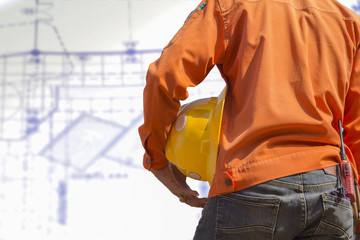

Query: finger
(184, 197), (208, 208)
(182, 189), (199, 198)
(166, 179), (197, 198)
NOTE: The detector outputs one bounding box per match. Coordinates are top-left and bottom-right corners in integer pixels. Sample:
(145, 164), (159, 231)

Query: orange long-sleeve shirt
(139, 0), (360, 197)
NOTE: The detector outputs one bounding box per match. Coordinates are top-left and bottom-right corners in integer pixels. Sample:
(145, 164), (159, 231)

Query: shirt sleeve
(138, 0), (227, 170)
(344, 46), (360, 181)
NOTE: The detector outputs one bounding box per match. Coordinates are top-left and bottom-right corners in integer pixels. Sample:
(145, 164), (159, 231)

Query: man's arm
(138, 0), (227, 171)
(138, 0), (227, 206)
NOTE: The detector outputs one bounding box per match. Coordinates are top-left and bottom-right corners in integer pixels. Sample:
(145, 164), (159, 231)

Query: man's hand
(151, 163), (208, 208)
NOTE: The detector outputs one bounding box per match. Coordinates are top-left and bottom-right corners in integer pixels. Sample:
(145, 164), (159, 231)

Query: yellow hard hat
(165, 87), (226, 184)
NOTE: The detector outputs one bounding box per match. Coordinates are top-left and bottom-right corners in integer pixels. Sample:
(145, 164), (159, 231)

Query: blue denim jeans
(194, 167), (353, 240)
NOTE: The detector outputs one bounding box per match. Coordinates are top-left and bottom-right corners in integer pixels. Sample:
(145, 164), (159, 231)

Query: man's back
(139, 0), (360, 198)
(211, 0), (360, 196)
(139, 0), (360, 238)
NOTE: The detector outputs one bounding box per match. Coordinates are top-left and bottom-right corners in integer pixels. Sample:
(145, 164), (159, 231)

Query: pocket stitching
(216, 194), (280, 239)
(221, 193), (281, 206)
(322, 193), (352, 209)
(313, 193), (352, 238)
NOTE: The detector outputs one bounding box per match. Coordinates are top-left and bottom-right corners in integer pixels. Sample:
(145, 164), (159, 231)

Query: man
(139, 0), (360, 238)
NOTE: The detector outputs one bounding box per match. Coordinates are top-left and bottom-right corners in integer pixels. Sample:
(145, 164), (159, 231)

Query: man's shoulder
(332, 0), (360, 22)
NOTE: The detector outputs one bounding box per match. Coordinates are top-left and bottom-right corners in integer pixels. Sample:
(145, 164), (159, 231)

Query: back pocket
(216, 192), (280, 240)
(314, 193), (353, 239)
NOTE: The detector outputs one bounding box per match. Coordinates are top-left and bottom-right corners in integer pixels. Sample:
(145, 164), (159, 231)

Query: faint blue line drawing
(198, 182), (210, 197)
(57, 180), (67, 225)
(353, 0), (360, 14)
(104, 114), (144, 168)
(0, 0), (161, 143)
(40, 114), (126, 171)
(26, 86), (59, 135)
(0, 0), (220, 236)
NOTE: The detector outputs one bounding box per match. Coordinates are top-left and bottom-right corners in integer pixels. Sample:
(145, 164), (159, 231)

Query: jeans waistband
(267, 165), (339, 192)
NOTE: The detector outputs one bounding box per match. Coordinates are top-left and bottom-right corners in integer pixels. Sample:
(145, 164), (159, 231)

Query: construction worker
(138, 0), (360, 238)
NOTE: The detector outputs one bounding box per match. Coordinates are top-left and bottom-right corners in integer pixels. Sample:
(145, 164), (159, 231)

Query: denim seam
(215, 196), (221, 239)
(271, 199), (280, 240)
(313, 209), (323, 239)
(221, 195), (280, 207)
(216, 224), (273, 230)
(316, 220), (351, 239)
(322, 194), (352, 209)
(299, 174), (307, 231)
(268, 180), (337, 192)
(216, 225), (275, 240)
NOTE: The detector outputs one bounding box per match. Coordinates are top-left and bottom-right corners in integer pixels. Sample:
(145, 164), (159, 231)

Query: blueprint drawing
(0, 0), (358, 239)
(0, 0), (222, 239)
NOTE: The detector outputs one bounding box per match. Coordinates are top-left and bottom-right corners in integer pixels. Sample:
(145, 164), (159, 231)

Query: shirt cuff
(143, 153), (169, 171)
